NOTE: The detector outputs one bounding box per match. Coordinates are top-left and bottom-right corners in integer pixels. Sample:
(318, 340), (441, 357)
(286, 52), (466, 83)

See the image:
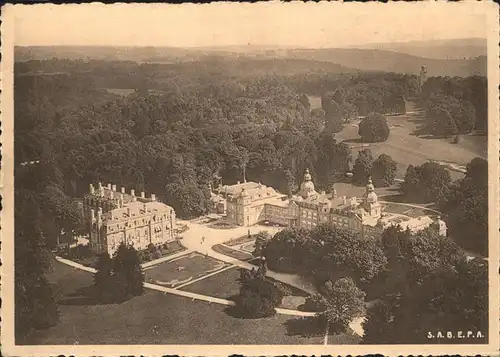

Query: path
(378, 200), (442, 214)
(177, 220), (318, 295)
(55, 256), (315, 318)
(56, 219), (367, 336)
(141, 249), (192, 269)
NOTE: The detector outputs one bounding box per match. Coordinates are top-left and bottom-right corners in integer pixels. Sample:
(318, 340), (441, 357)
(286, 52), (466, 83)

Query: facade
(83, 183), (176, 255)
(222, 169), (446, 238)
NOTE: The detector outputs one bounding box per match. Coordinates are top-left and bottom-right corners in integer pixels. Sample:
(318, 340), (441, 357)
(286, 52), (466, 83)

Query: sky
(8, 2), (490, 48)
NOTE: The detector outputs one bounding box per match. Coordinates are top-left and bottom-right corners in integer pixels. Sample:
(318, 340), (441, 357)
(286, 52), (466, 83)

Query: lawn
(382, 202), (436, 218)
(145, 253), (228, 287)
(212, 244), (255, 261)
(334, 102), (486, 180)
(26, 261), (336, 345)
(332, 182), (399, 199)
(181, 267), (309, 310)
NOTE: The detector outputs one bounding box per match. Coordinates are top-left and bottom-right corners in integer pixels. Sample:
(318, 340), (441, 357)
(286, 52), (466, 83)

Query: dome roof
(364, 177), (378, 203)
(300, 168), (316, 197)
(301, 180), (315, 193)
(366, 176), (375, 192)
(365, 191), (378, 203)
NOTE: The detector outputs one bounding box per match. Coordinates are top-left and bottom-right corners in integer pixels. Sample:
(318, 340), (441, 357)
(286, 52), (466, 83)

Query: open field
(26, 261), (343, 345)
(145, 253), (228, 287)
(335, 103), (487, 180)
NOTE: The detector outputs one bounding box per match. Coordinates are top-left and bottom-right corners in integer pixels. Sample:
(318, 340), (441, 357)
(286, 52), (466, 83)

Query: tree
(439, 157), (488, 256)
(111, 243), (145, 302)
(15, 191), (59, 340)
(164, 182), (209, 219)
(253, 231), (271, 257)
(358, 112), (390, 143)
(307, 278), (366, 332)
(234, 268), (286, 318)
(93, 252), (115, 303)
(322, 91), (344, 133)
(352, 149), (373, 186)
(309, 224), (387, 284)
(340, 103), (358, 123)
(400, 162), (451, 203)
(361, 301), (394, 344)
(371, 154), (397, 187)
(315, 132), (352, 188)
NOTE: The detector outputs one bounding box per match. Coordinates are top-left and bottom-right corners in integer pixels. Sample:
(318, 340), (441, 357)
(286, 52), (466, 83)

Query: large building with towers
(218, 169), (446, 238)
(83, 183), (176, 254)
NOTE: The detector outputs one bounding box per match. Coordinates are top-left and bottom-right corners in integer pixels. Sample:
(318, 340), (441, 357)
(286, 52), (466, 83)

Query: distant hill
(267, 48), (486, 77)
(15, 44), (486, 78)
(356, 38), (487, 60)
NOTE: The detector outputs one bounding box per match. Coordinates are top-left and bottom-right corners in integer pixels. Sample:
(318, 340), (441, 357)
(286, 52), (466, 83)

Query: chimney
(131, 189), (135, 196)
(237, 181), (240, 184)
(151, 193), (156, 202)
(107, 183), (112, 190)
(141, 191), (145, 199)
(89, 184), (95, 194)
(99, 187), (105, 198)
(110, 190), (114, 200)
(98, 182), (102, 189)
(121, 187), (125, 194)
(320, 190), (326, 196)
(119, 193), (124, 208)
(331, 188), (337, 199)
(112, 184), (117, 192)
(342, 196), (347, 205)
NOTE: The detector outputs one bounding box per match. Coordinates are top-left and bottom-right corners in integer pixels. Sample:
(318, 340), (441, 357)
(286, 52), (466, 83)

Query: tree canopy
(358, 112), (390, 143)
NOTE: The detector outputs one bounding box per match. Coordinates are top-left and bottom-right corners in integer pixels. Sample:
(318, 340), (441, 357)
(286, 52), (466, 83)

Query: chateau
(83, 183), (176, 254)
(215, 169), (446, 238)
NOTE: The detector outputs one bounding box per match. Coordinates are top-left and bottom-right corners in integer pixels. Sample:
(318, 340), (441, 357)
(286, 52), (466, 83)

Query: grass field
(26, 261), (340, 345)
(334, 102), (487, 180)
(145, 253), (228, 287)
